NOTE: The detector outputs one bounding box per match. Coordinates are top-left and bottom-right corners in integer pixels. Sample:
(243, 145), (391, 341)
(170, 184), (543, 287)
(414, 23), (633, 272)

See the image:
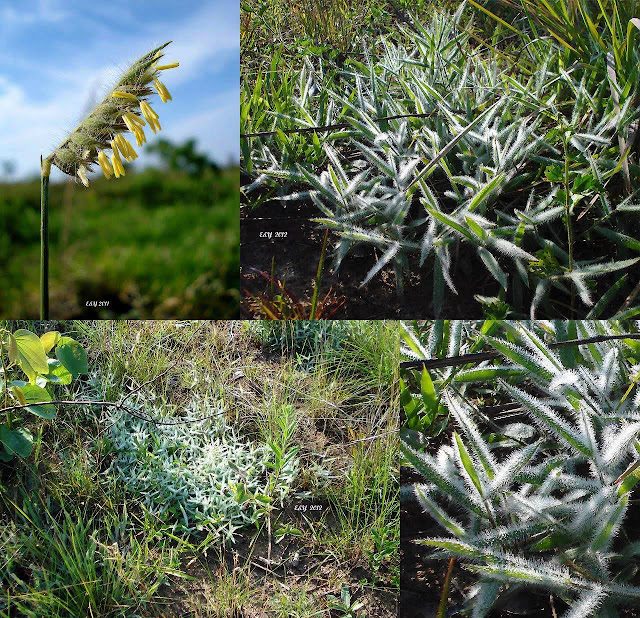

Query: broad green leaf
(55, 337), (88, 378)
(617, 460), (640, 496)
(454, 432), (483, 496)
(401, 391), (421, 419)
(41, 358), (73, 385)
(591, 496), (628, 550)
(40, 331), (61, 354)
(19, 384), (56, 419)
(465, 216), (487, 241)
(275, 526), (303, 538)
(627, 19), (640, 63)
(425, 205), (476, 241)
(400, 322), (429, 359)
(414, 486), (466, 536)
(0, 425), (33, 457)
(530, 530), (573, 551)
(9, 384), (26, 405)
(8, 334), (18, 364)
(12, 330), (49, 384)
(468, 174), (505, 212)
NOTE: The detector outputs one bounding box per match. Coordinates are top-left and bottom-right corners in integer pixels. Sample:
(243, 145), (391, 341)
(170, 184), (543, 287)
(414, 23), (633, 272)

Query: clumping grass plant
(101, 392), (298, 543)
(401, 320), (640, 616)
(242, 3), (640, 317)
(39, 43), (179, 319)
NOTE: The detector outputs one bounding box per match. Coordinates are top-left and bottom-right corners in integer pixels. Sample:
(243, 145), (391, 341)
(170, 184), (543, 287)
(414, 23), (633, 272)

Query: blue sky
(0, 0), (239, 181)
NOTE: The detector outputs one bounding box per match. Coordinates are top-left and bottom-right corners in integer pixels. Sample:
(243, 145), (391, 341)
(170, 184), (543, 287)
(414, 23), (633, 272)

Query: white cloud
(0, 74), (83, 180)
(0, 0), (70, 26)
(169, 89), (239, 162)
(148, 2), (239, 86)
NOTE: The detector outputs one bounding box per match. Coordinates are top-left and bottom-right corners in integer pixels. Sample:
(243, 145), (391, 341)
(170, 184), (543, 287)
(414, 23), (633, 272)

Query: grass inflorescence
(47, 42), (178, 185)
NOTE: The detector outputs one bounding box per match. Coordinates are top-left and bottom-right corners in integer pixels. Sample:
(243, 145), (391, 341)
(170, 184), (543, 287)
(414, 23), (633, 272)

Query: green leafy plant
(249, 320), (353, 369)
(248, 404), (301, 560)
(401, 320), (640, 616)
(327, 584), (365, 617)
(365, 521), (400, 580)
(264, 405), (301, 503)
(0, 326), (88, 461)
(102, 396), (300, 545)
(104, 395), (272, 542)
(399, 320), (507, 435)
(473, 0), (640, 198)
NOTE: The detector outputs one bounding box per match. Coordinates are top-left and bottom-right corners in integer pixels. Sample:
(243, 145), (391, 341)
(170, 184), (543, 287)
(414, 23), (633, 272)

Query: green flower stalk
(39, 41), (179, 318)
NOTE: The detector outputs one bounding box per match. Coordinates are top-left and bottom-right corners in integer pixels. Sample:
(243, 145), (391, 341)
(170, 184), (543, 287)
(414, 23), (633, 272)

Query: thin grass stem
(562, 137), (575, 317)
(310, 228), (329, 320)
(40, 157), (51, 319)
(437, 557), (455, 618)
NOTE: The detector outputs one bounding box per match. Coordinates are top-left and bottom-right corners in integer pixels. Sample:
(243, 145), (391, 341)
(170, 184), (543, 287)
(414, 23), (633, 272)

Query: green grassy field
(0, 166), (239, 319)
(0, 320), (398, 617)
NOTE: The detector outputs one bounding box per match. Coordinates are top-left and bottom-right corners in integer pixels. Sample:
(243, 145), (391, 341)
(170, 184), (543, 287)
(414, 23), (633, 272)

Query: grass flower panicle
(44, 41), (178, 186)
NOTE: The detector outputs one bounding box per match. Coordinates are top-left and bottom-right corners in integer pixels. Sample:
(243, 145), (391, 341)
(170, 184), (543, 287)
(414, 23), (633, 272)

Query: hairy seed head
(47, 41), (177, 185)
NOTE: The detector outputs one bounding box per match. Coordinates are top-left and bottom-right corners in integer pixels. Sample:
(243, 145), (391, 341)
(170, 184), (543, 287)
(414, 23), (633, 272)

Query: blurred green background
(0, 140), (239, 319)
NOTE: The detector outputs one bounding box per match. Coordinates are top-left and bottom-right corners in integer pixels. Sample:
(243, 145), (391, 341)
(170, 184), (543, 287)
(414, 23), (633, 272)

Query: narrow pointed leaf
(455, 431), (484, 496)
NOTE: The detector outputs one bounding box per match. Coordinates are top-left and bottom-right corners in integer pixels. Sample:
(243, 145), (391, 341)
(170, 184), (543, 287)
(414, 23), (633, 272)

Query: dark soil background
(241, 194), (640, 319)
(240, 198), (490, 319)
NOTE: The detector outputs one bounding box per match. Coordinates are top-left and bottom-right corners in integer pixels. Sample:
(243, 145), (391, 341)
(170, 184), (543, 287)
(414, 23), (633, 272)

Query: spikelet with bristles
(48, 41), (178, 184)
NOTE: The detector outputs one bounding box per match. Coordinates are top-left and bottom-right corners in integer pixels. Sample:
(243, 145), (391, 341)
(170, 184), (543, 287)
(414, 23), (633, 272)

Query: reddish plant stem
(437, 557), (455, 618)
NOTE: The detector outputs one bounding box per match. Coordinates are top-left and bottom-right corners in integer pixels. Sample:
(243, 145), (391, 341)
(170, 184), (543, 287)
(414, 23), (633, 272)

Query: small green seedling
(327, 585), (365, 617)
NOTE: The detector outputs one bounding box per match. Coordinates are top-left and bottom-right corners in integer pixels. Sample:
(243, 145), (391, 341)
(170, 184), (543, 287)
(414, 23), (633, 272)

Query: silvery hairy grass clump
(243, 5), (640, 316)
(401, 320), (640, 617)
(103, 393), (297, 543)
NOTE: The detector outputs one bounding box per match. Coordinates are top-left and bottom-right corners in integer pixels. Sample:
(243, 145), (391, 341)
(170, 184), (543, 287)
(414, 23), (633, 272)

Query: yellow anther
(112, 91), (138, 101)
(98, 151), (113, 179)
(77, 165), (89, 187)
